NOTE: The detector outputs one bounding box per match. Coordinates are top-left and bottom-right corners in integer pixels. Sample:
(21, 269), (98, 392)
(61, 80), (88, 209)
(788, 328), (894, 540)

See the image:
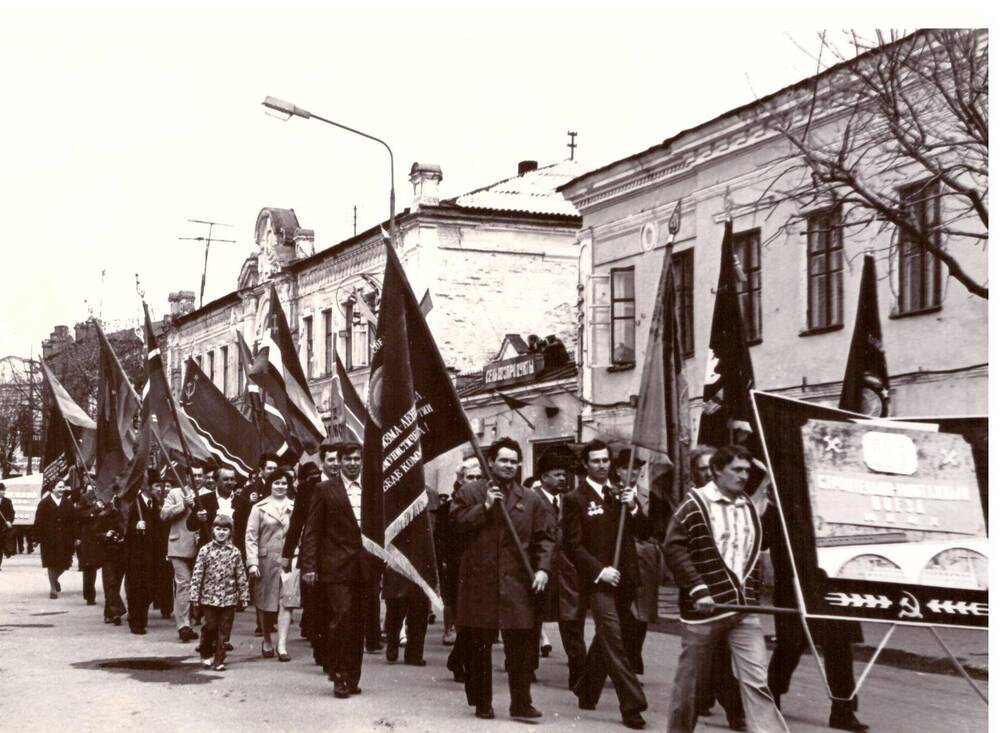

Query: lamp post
(262, 96), (397, 248)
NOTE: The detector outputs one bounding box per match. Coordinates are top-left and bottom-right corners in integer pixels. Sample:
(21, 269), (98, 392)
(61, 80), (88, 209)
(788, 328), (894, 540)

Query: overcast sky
(0, 3), (983, 358)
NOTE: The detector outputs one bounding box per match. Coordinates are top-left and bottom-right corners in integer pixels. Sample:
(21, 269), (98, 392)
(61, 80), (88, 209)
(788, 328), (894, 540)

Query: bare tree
(755, 29), (987, 299)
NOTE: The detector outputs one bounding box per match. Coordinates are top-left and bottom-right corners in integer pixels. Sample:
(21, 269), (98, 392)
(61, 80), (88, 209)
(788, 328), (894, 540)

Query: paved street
(0, 554), (986, 732)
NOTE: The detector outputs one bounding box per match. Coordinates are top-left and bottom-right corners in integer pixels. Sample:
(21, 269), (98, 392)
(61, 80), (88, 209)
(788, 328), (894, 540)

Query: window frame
(303, 315), (314, 379)
(609, 266), (636, 366)
(732, 228), (763, 345)
(897, 180), (943, 315)
(220, 345), (229, 397)
(805, 207), (845, 332)
(323, 308), (333, 377)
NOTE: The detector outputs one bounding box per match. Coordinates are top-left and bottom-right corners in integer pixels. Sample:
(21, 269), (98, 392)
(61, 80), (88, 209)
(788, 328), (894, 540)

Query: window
(220, 345), (229, 396)
(806, 209), (844, 330)
(732, 228), (762, 343)
(323, 308), (333, 376)
(673, 249), (695, 358)
(207, 351), (215, 384)
(898, 181), (943, 313)
(303, 315), (314, 379)
(610, 268), (636, 365)
(345, 294), (374, 369)
(236, 340), (245, 396)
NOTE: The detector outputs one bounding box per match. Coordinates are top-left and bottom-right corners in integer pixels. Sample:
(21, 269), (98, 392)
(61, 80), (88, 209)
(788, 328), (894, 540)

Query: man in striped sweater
(663, 445), (787, 733)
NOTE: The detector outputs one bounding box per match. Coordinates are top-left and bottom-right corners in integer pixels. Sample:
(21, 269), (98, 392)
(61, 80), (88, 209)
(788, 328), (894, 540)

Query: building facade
(160, 159), (583, 490)
(559, 39), (988, 443)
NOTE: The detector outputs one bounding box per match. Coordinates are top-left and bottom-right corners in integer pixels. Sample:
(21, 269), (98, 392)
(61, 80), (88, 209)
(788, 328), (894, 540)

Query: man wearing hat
(124, 473), (163, 634)
(533, 448), (585, 689)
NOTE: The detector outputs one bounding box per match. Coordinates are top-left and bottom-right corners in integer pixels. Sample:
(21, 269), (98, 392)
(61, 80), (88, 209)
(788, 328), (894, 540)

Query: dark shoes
(510, 705), (542, 719)
(728, 717), (747, 731)
(349, 686), (362, 696)
(385, 645), (399, 662)
(261, 643), (275, 658)
(830, 712), (869, 732)
(622, 712), (646, 729)
(475, 706), (495, 720)
(49, 592), (58, 599)
(540, 644), (552, 658)
(404, 658), (426, 667)
(130, 628), (147, 635)
(333, 680), (351, 699)
(278, 652), (291, 662)
(178, 626), (198, 642)
(578, 698), (597, 711)
(86, 599), (96, 606)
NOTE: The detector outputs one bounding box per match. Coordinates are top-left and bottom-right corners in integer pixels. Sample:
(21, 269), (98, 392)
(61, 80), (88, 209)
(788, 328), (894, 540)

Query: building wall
(567, 94), (987, 437)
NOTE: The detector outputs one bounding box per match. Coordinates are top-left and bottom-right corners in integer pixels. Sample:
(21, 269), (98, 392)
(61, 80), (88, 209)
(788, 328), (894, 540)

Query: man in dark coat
(532, 448), (585, 688)
(766, 507), (867, 731)
(562, 439), (649, 730)
(0, 482), (16, 567)
(301, 441), (373, 699)
(34, 479), (77, 598)
(74, 489), (105, 606)
(451, 437), (555, 721)
(282, 461), (323, 650)
(125, 478), (162, 634)
(443, 456), (483, 683)
(94, 497), (127, 624)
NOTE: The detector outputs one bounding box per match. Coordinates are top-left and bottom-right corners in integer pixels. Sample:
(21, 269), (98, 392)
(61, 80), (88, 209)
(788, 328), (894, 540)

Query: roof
(558, 30), (928, 196)
(449, 159), (580, 217)
(456, 359), (578, 399)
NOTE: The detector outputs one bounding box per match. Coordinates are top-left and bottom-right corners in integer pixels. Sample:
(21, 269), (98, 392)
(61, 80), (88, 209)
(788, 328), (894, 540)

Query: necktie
(602, 486), (613, 504)
(551, 495), (559, 511)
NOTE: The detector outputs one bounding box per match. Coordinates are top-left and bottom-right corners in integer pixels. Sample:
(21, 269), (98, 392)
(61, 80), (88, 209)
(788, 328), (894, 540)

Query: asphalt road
(0, 554), (988, 732)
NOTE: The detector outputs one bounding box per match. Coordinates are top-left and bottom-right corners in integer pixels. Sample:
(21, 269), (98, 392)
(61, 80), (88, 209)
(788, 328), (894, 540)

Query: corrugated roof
(450, 160), (580, 217)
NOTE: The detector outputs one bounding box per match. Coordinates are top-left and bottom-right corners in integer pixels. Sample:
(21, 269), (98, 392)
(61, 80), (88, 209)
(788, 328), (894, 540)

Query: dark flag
(180, 357), (260, 477)
(39, 360), (96, 492)
(95, 319), (141, 500)
(361, 243), (469, 610)
(115, 404), (152, 504)
(140, 304), (212, 467)
(839, 253), (890, 417)
(235, 330), (288, 458)
(631, 245), (691, 508)
(330, 348), (365, 444)
(699, 221), (756, 449)
(249, 284), (326, 454)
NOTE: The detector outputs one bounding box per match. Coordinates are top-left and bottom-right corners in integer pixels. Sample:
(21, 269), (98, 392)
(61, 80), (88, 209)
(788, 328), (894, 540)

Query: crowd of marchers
(17, 436), (869, 733)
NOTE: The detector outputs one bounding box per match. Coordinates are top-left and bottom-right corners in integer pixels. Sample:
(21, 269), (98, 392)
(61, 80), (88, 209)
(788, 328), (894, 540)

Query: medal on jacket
(587, 501), (604, 516)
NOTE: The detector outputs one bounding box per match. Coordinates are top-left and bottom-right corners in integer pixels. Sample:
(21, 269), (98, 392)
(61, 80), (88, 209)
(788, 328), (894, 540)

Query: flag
(631, 245), (691, 507)
(114, 404), (152, 504)
(698, 221), (756, 449)
(839, 253), (890, 417)
(497, 392), (535, 429)
(38, 360), (96, 475)
(361, 243), (469, 612)
(330, 348), (365, 444)
(249, 284), (326, 454)
(140, 304), (212, 468)
(94, 319), (141, 500)
(235, 329), (288, 458)
(180, 357), (260, 476)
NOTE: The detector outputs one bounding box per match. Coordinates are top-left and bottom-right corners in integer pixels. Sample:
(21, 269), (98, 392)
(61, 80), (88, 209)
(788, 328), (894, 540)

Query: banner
(752, 390), (987, 629)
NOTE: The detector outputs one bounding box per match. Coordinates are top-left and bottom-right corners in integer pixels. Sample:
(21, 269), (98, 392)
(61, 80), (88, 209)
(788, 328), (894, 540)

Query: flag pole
(60, 413), (96, 492)
(612, 446), (637, 569)
(148, 420), (191, 492)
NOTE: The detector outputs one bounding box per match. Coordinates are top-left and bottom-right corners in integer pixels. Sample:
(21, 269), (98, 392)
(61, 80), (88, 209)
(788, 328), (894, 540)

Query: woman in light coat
(245, 468), (294, 659)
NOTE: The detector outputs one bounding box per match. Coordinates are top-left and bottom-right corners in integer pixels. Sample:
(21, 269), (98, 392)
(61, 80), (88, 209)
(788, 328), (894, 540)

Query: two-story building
(559, 35), (988, 444)
(161, 159), (583, 491)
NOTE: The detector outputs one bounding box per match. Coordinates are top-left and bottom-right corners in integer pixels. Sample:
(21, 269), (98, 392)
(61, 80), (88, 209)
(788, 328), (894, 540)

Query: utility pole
(179, 219), (236, 308)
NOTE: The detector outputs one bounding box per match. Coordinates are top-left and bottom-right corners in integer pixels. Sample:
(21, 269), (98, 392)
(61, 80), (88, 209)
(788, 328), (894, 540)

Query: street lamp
(262, 96), (397, 248)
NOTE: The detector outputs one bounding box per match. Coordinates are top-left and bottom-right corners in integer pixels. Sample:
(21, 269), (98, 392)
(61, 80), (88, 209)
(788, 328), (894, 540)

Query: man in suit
(451, 437), (555, 721)
(125, 478), (161, 634)
(160, 476), (200, 641)
(532, 448), (585, 689)
(562, 439), (649, 730)
(301, 441), (371, 699)
(663, 445), (786, 733)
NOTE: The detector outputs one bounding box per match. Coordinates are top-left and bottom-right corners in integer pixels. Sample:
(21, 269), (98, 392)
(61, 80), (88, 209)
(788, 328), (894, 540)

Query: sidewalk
(654, 585), (988, 679)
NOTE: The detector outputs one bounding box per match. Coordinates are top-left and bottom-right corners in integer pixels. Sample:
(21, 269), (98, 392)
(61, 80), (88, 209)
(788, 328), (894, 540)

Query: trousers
(385, 591), (430, 663)
(575, 589), (647, 715)
(322, 582), (365, 687)
(102, 553), (126, 620)
(462, 627), (534, 712)
(768, 622), (859, 715)
(169, 557), (194, 630)
(198, 605), (236, 666)
(668, 614), (788, 733)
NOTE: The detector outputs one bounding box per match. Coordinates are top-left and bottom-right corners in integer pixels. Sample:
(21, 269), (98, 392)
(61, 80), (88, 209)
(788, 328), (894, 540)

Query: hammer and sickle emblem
(938, 450), (958, 468)
(823, 436), (843, 454)
(898, 591), (923, 620)
(184, 378), (196, 399)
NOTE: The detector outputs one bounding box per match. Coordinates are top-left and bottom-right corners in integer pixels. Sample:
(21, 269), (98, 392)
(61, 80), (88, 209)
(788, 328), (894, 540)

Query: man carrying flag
(235, 330), (287, 459)
(94, 320), (141, 500)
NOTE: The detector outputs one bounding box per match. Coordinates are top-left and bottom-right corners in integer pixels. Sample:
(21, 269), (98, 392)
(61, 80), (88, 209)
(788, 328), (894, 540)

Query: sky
(0, 2), (986, 358)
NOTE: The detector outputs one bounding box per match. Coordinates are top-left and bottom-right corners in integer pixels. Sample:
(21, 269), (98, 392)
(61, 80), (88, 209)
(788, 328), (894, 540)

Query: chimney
(409, 162), (443, 211)
(169, 290), (197, 317)
(42, 325), (73, 359)
(74, 321), (94, 342)
(518, 160), (538, 176)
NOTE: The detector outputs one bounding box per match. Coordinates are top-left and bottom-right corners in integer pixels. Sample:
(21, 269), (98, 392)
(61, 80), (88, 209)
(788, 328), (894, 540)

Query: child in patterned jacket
(190, 514), (250, 670)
